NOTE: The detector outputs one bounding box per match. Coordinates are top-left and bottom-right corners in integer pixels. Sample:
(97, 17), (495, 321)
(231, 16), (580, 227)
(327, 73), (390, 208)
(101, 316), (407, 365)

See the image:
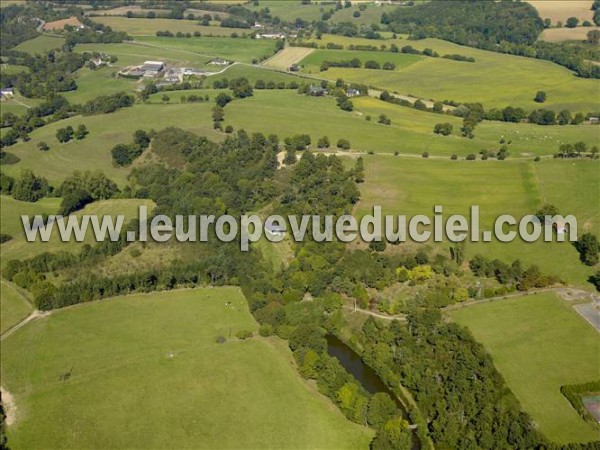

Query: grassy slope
(0, 196), (154, 265)
(247, 0), (325, 22)
(356, 156), (599, 287)
(301, 35), (599, 112)
(1, 103), (221, 185)
(62, 66), (138, 105)
(451, 293), (600, 444)
(301, 49), (424, 71)
(0, 279), (33, 334)
(13, 35), (65, 54)
(93, 17), (250, 36)
(1, 287), (373, 449)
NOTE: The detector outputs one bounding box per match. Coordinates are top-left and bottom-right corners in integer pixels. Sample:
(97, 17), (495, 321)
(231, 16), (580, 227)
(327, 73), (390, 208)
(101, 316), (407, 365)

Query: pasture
(93, 17), (250, 37)
(1, 102), (221, 185)
(246, 0), (325, 22)
(0, 287), (373, 449)
(62, 66), (137, 104)
(300, 36), (599, 112)
(355, 155), (599, 287)
(14, 35), (65, 54)
(0, 196), (154, 265)
(527, 1), (595, 25)
(0, 279), (33, 335)
(451, 293), (600, 444)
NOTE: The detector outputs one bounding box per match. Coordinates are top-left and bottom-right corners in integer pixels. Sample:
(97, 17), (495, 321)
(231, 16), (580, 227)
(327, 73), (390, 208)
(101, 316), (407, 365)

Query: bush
(466, 154), (476, 160)
(235, 329), (253, 340)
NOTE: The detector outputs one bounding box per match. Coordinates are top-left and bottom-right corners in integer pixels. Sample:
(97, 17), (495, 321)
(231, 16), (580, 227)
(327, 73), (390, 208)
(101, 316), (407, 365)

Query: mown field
(451, 293), (600, 444)
(0, 196), (154, 265)
(0, 287), (373, 449)
(540, 26), (600, 42)
(0, 279), (33, 334)
(301, 35), (599, 112)
(13, 35), (65, 54)
(355, 155), (599, 287)
(527, 0), (595, 25)
(246, 0), (325, 22)
(93, 17), (251, 37)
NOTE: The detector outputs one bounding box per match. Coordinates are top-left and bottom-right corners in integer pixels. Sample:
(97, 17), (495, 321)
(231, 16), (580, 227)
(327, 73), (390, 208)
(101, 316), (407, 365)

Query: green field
(300, 49), (423, 73)
(14, 35), (65, 54)
(1, 103), (222, 185)
(0, 287), (373, 449)
(0, 279), (33, 334)
(133, 35), (278, 64)
(94, 17), (251, 37)
(0, 196), (154, 264)
(451, 293), (600, 444)
(301, 35), (599, 112)
(355, 155), (599, 286)
(247, 0), (325, 22)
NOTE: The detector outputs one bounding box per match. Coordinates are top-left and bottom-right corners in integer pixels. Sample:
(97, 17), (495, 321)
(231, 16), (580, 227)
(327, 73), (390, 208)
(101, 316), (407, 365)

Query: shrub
(235, 329), (253, 340)
(337, 139), (351, 150)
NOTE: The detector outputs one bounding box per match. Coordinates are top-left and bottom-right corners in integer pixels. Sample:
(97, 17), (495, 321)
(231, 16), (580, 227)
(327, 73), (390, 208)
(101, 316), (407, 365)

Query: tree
(126, 10), (134, 18)
(566, 16), (579, 28)
(557, 109), (572, 125)
(587, 29), (600, 44)
(133, 130), (151, 149)
(433, 122), (453, 136)
(337, 139), (351, 150)
(37, 141), (50, 151)
(371, 417), (412, 450)
(11, 170), (49, 202)
(367, 393), (397, 427)
(74, 124), (89, 140)
(215, 92), (232, 107)
(59, 188), (93, 215)
(56, 126), (74, 143)
(317, 136), (330, 148)
(534, 91), (547, 103)
(162, 94), (170, 104)
(575, 233), (599, 266)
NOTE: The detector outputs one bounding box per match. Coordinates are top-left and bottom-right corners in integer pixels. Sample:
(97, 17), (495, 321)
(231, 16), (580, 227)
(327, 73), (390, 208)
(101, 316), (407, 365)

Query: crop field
(451, 293), (600, 444)
(263, 47), (315, 70)
(1, 103), (221, 185)
(0, 287), (373, 449)
(0, 279), (33, 335)
(355, 155), (599, 286)
(541, 26), (600, 42)
(14, 35), (65, 54)
(0, 196), (154, 265)
(300, 49), (424, 73)
(93, 17), (251, 37)
(132, 35), (278, 64)
(300, 36), (599, 112)
(527, 1), (595, 25)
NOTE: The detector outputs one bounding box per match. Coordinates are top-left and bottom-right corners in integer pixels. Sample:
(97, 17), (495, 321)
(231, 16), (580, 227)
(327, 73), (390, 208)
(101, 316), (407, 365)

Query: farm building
(141, 61), (165, 76)
(309, 85), (328, 97)
(208, 58), (230, 66)
(346, 88), (361, 98)
(0, 88), (14, 99)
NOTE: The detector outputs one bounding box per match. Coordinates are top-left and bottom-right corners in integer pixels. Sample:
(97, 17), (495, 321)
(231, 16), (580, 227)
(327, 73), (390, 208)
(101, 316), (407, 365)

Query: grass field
(247, 0), (325, 22)
(93, 17), (250, 37)
(355, 155), (599, 287)
(0, 279), (33, 334)
(14, 35), (65, 54)
(300, 36), (599, 112)
(541, 26), (600, 42)
(0, 196), (154, 265)
(329, 3), (396, 27)
(1, 102), (221, 185)
(0, 287), (373, 449)
(300, 49), (424, 73)
(133, 35), (278, 64)
(62, 66), (138, 104)
(451, 293), (600, 444)
(527, 1), (595, 25)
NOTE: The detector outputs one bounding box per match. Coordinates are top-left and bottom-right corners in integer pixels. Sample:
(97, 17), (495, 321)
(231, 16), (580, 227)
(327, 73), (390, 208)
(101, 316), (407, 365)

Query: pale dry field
(540, 25), (600, 41)
(528, 1), (595, 24)
(263, 46), (314, 70)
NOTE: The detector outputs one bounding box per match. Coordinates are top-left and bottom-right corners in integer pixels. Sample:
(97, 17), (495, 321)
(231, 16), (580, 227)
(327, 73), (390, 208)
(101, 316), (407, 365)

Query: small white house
(0, 88), (14, 99)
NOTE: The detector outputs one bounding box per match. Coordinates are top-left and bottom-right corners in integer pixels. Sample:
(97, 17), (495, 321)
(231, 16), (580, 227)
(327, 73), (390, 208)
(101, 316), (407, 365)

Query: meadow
(93, 17), (251, 37)
(527, 0), (595, 25)
(62, 65), (138, 104)
(0, 196), (154, 265)
(246, 0), (326, 22)
(14, 35), (65, 54)
(451, 293), (600, 444)
(0, 287), (373, 449)
(1, 102), (221, 185)
(0, 279), (33, 334)
(301, 35), (600, 112)
(354, 155), (599, 287)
